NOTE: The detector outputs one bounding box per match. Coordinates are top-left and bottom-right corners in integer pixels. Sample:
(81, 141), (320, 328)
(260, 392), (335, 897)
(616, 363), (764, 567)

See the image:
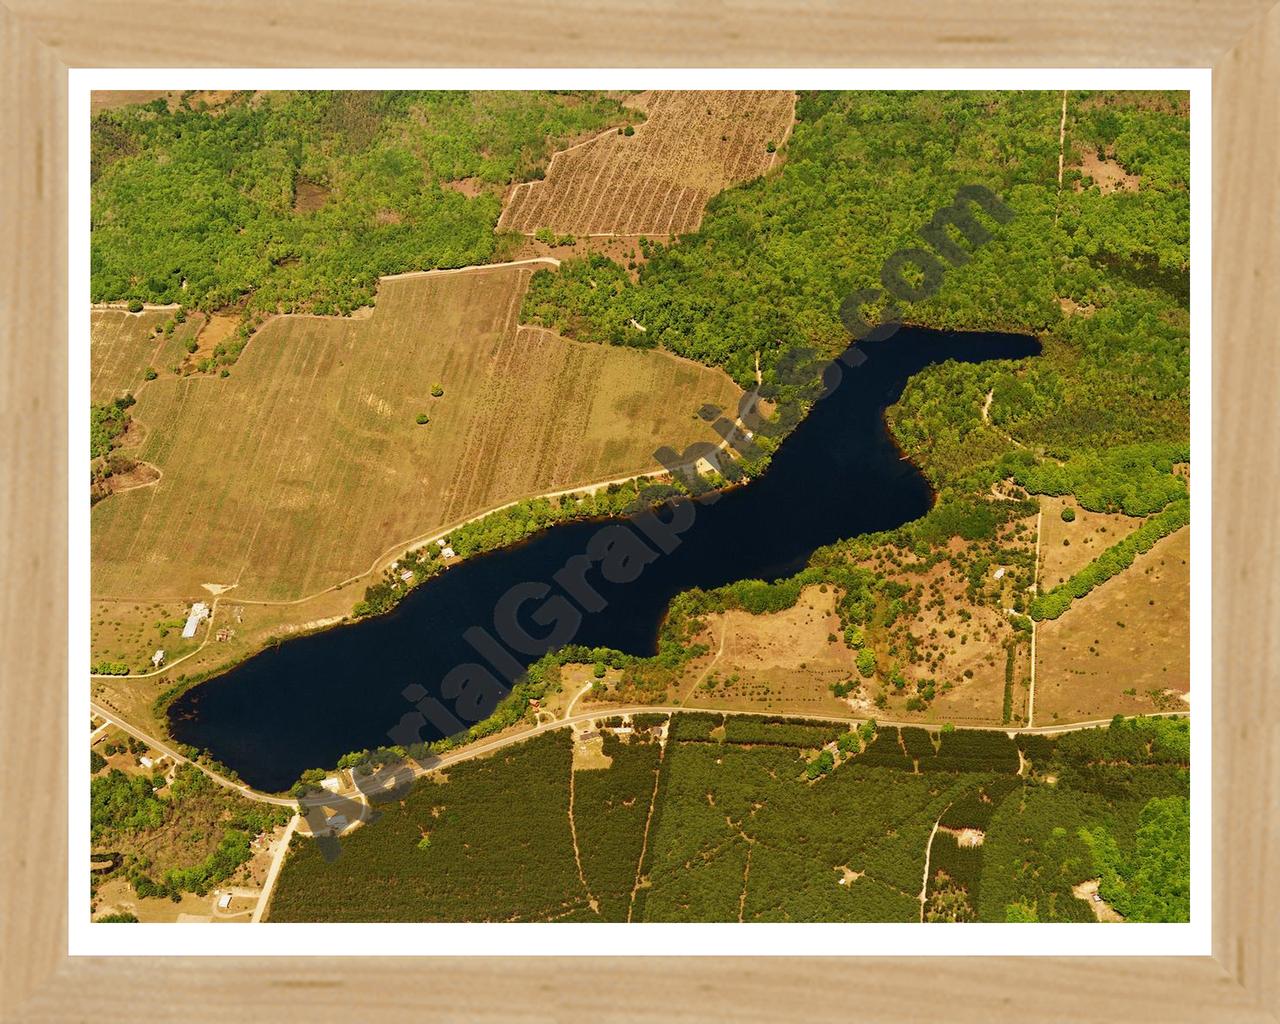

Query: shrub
(856, 649), (876, 678)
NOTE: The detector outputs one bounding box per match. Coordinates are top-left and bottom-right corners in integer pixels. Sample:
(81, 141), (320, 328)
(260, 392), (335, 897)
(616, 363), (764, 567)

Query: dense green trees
(91, 769), (165, 840)
(90, 393), (134, 459)
(269, 713), (1188, 922)
(521, 91), (1189, 507)
(272, 733), (584, 921)
(1083, 795), (1190, 922)
(92, 764), (291, 901)
(1003, 443), (1187, 516)
(92, 91), (636, 315)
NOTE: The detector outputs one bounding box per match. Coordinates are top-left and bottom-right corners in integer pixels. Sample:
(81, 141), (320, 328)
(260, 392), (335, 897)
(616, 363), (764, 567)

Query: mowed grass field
(90, 309), (204, 404)
(497, 90), (796, 237)
(90, 264), (742, 604)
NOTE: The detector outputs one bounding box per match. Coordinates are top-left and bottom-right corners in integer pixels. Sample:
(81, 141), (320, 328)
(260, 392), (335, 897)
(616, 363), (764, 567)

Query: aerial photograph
(87, 88), (1190, 925)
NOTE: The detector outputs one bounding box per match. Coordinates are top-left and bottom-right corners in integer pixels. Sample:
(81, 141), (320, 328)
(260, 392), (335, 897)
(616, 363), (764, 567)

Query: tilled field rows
(498, 90), (796, 237)
(90, 310), (205, 404)
(91, 267), (741, 603)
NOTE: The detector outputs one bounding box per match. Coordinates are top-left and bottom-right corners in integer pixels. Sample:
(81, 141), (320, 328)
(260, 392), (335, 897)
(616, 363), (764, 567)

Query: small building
(320, 776), (342, 793)
(993, 567), (1006, 580)
(217, 893), (232, 909)
(694, 454), (720, 476)
(151, 649), (165, 668)
(440, 546), (456, 559)
(436, 538), (448, 547)
(139, 755), (154, 769)
(400, 570), (414, 583)
(181, 602), (211, 638)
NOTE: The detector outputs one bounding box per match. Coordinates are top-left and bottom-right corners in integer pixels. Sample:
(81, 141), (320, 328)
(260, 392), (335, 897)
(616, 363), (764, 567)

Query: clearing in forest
(678, 586), (864, 716)
(90, 264), (742, 607)
(497, 90), (796, 237)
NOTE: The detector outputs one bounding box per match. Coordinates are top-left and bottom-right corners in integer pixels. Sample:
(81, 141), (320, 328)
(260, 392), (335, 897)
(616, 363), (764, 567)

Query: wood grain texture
(0, 2), (68, 1015)
(1212, 5), (1280, 1013)
(0, 0), (1277, 1020)
(2, 0), (1278, 67)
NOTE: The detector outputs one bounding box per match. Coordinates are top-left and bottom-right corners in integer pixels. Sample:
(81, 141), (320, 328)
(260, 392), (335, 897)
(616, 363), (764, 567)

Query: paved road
(90, 698), (1190, 809)
(311, 704), (1192, 807)
(89, 702), (297, 808)
(251, 813), (300, 923)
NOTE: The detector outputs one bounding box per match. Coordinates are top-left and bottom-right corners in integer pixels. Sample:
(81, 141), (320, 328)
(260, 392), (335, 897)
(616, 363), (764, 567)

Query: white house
(440, 546), (456, 559)
(320, 776), (342, 793)
(181, 602), (211, 638)
(993, 567), (1006, 580)
(151, 649), (166, 668)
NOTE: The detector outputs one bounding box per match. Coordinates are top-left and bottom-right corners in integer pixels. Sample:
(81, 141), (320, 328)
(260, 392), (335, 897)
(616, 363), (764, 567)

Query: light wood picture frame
(1, 2), (1276, 1019)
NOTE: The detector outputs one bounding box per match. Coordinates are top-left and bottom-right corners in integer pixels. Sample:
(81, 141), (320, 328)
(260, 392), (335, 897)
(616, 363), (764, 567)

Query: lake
(168, 327), (1040, 791)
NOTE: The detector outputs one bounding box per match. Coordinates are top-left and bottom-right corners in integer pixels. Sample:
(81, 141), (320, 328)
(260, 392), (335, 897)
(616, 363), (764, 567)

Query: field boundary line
(378, 257), (560, 282)
(627, 723), (668, 923)
(919, 800), (955, 922)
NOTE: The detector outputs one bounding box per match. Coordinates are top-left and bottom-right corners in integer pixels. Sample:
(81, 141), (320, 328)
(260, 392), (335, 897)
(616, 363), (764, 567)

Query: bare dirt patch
(854, 520), (1038, 727)
(498, 90), (795, 236)
(1075, 148), (1141, 194)
(1072, 879), (1125, 922)
(678, 586), (861, 716)
(939, 826), (985, 848)
(441, 176), (488, 198)
(91, 459), (161, 504)
(1057, 296), (1096, 318)
(1036, 527), (1190, 724)
(571, 727), (614, 771)
(505, 233), (657, 281)
(292, 179), (330, 214)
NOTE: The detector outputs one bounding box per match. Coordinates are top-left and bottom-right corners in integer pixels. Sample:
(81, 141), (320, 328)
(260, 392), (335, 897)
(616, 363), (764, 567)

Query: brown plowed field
(90, 265), (742, 605)
(497, 90), (795, 237)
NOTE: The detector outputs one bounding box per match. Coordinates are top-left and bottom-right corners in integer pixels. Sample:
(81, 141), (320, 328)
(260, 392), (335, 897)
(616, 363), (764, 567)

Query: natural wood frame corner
(1, 2), (1276, 1019)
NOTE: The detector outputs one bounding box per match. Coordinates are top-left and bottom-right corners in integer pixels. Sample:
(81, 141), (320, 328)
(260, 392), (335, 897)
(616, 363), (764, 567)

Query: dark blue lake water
(168, 327), (1039, 791)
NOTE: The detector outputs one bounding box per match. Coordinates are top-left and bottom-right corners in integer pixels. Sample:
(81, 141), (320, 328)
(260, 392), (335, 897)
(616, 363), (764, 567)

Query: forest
(522, 90), (1190, 501)
(91, 91), (636, 315)
(270, 713), (1189, 923)
(91, 763), (290, 903)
